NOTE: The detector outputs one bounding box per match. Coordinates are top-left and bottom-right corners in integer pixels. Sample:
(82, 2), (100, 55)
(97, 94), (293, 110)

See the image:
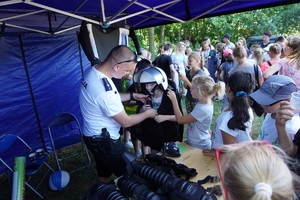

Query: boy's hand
(140, 104), (151, 112)
(275, 101), (294, 127)
(167, 89), (177, 102)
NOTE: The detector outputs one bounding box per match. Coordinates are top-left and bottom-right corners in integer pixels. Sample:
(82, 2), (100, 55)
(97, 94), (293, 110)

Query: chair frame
(0, 134), (55, 199)
(47, 112), (91, 173)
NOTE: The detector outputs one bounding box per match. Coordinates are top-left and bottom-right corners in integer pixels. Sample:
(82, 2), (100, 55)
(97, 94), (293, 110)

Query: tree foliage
(130, 3), (300, 54)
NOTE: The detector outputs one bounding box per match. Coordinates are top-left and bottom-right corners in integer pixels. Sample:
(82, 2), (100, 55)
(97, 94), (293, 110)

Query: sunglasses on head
(215, 141), (274, 200)
(117, 51), (138, 65)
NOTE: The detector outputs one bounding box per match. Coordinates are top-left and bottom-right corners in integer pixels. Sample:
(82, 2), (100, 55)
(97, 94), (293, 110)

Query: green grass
(0, 97), (264, 200)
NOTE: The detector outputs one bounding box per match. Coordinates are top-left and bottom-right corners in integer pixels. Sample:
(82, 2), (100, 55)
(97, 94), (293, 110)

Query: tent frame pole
(109, 8), (152, 25)
(104, 0), (137, 25)
(55, 0), (88, 32)
(23, 0), (101, 25)
(99, 0), (106, 24)
(187, 0), (234, 22)
(131, 0), (185, 24)
(0, 0), (20, 7)
(54, 25), (81, 34)
(133, 3), (175, 27)
(0, 10), (45, 21)
(0, 22), (51, 34)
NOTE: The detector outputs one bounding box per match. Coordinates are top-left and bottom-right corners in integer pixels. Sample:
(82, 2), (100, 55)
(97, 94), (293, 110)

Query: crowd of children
(118, 33), (300, 199)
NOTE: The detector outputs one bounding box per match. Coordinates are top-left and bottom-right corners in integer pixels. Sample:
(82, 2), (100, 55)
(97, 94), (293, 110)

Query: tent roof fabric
(0, 0), (298, 34)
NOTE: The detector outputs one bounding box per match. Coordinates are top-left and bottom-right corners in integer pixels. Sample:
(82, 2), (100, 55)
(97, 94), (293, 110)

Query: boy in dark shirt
(152, 43), (177, 91)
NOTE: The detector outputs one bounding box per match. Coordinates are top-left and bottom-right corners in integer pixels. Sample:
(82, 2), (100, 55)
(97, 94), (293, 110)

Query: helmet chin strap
(151, 84), (160, 94)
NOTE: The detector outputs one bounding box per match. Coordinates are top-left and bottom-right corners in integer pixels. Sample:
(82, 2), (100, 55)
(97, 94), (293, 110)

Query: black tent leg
(76, 31), (84, 79)
(18, 33), (46, 150)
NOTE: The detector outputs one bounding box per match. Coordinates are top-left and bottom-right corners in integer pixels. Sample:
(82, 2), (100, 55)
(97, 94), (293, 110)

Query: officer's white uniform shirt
(79, 66), (124, 139)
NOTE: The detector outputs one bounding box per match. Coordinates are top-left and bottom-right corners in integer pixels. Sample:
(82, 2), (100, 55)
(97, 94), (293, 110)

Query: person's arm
(112, 108), (157, 128)
(167, 89), (197, 124)
(263, 62), (280, 79)
(221, 130), (237, 145)
(258, 76), (264, 87)
(219, 70), (224, 81)
(276, 101), (298, 157)
(184, 64), (189, 71)
(183, 57), (188, 70)
(154, 115), (177, 123)
(179, 74), (192, 88)
(122, 100), (137, 107)
(120, 92), (148, 103)
(169, 63), (176, 82)
(257, 66), (264, 86)
(152, 58), (157, 67)
(203, 149), (216, 157)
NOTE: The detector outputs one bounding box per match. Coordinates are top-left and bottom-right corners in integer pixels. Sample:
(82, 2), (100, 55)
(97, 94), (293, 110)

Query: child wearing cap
(222, 33), (235, 50)
(250, 75), (300, 145)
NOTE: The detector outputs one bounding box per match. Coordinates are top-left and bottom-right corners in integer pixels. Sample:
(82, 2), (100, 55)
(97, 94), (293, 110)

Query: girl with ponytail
(168, 75), (225, 150)
(203, 71), (255, 156)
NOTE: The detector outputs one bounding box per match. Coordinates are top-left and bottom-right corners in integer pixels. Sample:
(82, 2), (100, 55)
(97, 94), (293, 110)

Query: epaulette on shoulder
(102, 78), (112, 91)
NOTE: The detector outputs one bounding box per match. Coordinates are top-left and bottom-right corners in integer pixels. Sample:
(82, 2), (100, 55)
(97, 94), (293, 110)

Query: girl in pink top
(264, 36), (300, 92)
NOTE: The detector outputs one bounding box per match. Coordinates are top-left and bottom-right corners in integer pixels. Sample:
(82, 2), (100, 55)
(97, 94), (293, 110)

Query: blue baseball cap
(222, 33), (230, 39)
(250, 75), (297, 105)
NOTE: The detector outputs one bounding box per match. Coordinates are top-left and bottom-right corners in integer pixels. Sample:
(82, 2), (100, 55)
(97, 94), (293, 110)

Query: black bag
(250, 65), (264, 117)
(78, 18), (141, 66)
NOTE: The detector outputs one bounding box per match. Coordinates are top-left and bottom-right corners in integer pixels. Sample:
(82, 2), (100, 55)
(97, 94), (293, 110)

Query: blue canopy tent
(0, 0), (298, 173)
(0, 0), (298, 33)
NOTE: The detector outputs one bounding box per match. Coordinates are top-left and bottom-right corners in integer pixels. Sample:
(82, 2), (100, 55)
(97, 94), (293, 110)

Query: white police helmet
(133, 67), (168, 90)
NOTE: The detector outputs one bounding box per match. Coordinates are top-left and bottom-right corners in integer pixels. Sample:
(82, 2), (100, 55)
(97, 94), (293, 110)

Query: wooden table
(169, 142), (223, 199)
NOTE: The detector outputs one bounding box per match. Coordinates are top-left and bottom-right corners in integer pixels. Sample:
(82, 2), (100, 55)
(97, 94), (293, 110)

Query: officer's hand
(146, 108), (157, 118)
(133, 93), (148, 104)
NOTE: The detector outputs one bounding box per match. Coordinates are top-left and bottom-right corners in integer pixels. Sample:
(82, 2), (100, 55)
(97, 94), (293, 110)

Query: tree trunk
(160, 25), (165, 45)
(148, 27), (155, 58)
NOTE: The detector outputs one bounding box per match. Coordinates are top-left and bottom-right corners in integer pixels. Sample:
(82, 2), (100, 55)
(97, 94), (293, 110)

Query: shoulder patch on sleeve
(102, 78), (112, 91)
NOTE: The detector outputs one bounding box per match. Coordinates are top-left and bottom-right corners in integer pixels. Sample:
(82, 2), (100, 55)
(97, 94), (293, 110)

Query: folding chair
(47, 112), (91, 173)
(0, 134), (55, 199)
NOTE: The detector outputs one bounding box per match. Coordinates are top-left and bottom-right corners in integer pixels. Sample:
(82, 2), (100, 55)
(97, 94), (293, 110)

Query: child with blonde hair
(171, 41), (188, 93)
(179, 52), (209, 113)
(167, 75), (225, 149)
(264, 35), (300, 92)
(217, 141), (294, 200)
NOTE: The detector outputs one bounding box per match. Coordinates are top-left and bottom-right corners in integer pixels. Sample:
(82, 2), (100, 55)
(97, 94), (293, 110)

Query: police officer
(79, 45), (157, 182)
